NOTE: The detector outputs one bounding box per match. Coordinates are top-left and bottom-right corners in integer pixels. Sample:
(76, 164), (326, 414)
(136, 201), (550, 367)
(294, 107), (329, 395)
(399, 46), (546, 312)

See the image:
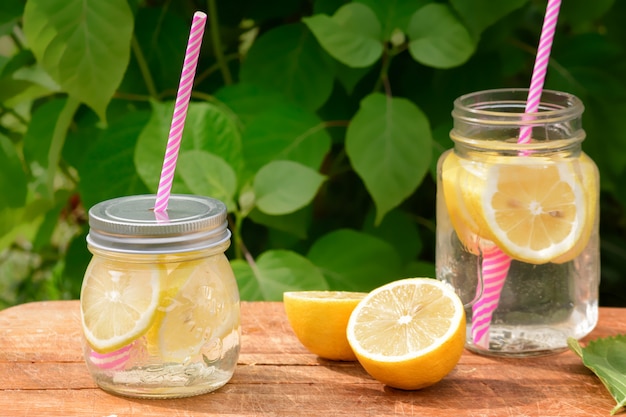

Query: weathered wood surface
(0, 301), (624, 416)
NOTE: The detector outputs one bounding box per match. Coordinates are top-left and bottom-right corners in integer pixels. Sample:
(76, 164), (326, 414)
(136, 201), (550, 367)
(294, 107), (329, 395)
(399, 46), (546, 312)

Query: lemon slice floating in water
(80, 258), (162, 353)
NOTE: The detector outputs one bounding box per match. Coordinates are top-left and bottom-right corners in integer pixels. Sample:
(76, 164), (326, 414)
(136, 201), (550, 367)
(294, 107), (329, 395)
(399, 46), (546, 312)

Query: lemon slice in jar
(463, 157), (588, 264)
(80, 258), (163, 353)
(441, 151), (496, 255)
(153, 256), (240, 362)
(346, 278), (466, 390)
(552, 153), (599, 263)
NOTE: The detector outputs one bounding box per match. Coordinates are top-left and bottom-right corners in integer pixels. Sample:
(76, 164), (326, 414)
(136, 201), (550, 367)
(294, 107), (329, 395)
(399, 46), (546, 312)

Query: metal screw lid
(87, 194), (231, 254)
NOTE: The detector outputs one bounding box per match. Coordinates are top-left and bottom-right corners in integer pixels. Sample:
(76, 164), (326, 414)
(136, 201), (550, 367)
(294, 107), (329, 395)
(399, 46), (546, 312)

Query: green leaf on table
(79, 111), (151, 209)
(407, 4), (476, 69)
(449, 0), (527, 38)
(232, 250), (328, 301)
(568, 335), (626, 415)
(355, 0), (428, 39)
(346, 93), (432, 224)
(241, 104), (331, 178)
(177, 150), (238, 211)
(23, 0), (134, 120)
(303, 3), (383, 68)
(0, 133), (27, 210)
(240, 23), (334, 111)
(135, 100), (242, 193)
(253, 160), (326, 216)
(307, 229), (402, 292)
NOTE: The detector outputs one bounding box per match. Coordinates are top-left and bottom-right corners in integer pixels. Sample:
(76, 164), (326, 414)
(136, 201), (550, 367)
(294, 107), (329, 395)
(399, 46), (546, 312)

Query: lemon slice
(441, 151), (495, 255)
(466, 157), (587, 264)
(80, 258), (162, 353)
(552, 153), (599, 263)
(155, 255), (240, 362)
(346, 278), (465, 390)
(283, 291), (367, 361)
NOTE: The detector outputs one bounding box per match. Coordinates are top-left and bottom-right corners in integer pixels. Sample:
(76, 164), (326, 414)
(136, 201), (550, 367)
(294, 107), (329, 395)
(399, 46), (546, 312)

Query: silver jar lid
(87, 194), (231, 254)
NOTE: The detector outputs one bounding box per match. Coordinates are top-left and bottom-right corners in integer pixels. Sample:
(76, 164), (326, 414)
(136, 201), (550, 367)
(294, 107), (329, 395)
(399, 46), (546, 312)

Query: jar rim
(452, 88), (584, 125)
(86, 194), (231, 254)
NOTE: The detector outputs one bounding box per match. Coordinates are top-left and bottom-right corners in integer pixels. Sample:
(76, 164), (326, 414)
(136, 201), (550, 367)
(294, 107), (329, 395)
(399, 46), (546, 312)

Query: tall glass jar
(80, 194), (241, 398)
(436, 89), (600, 357)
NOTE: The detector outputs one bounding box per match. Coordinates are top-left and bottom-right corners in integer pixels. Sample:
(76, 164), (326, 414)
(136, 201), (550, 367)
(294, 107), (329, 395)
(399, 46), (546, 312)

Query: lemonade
(80, 195), (241, 398)
(436, 89), (600, 356)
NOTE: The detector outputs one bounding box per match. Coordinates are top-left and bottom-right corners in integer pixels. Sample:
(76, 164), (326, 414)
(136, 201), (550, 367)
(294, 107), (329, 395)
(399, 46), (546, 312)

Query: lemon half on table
(346, 278), (465, 390)
(283, 291), (366, 361)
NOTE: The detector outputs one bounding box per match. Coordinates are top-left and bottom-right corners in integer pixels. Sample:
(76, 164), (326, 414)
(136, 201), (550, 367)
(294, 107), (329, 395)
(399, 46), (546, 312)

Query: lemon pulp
(346, 278), (465, 390)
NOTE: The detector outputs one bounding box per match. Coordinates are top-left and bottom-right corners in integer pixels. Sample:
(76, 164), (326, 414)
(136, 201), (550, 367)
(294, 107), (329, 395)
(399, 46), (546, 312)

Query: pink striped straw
(471, 0), (562, 348)
(471, 247), (512, 348)
(154, 11), (207, 213)
(518, 0), (561, 144)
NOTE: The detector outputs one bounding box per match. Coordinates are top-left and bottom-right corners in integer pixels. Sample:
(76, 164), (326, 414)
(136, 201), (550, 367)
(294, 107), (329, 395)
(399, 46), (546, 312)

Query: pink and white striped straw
(518, 0), (562, 144)
(154, 11), (207, 213)
(471, 0), (562, 348)
(471, 247), (512, 348)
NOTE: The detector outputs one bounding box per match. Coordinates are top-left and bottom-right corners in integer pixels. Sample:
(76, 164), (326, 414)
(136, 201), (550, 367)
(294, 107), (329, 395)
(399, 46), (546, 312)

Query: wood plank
(0, 301), (623, 417)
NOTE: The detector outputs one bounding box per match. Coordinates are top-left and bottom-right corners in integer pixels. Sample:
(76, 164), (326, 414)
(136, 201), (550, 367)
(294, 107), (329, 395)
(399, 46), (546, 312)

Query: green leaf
(0, 133), (27, 210)
(407, 4), (476, 69)
(0, 0), (24, 26)
(214, 83), (290, 127)
(79, 111), (151, 209)
(135, 100), (243, 193)
(355, 0), (429, 39)
(240, 23), (334, 111)
(231, 259), (263, 301)
(125, 8), (189, 94)
(241, 104), (331, 177)
(177, 150), (238, 211)
(560, 0), (613, 31)
(362, 209), (422, 264)
(233, 250), (328, 301)
(307, 229), (402, 292)
(568, 335), (626, 415)
(346, 93), (432, 224)
(449, 0), (528, 37)
(334, 60), (372, 94)
(248, 207), (311, 239)
(23, 98), (66, 182)
(23, 0), (133, 120)
(303, 3), (383, 68)
(253, 160), (326, 215)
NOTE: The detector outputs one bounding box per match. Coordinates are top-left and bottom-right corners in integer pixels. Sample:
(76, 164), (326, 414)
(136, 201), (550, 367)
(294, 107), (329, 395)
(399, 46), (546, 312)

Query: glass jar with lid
(80, 194), (240, 398)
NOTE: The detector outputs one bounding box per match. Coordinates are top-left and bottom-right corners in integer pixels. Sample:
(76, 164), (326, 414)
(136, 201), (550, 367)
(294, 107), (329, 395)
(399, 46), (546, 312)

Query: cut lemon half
(283, 291), (367, 361)
(347, 278), (465, 390)
(80, 258), (162, 353)
(154, 255), (240, 362)
(464, 157), (587, 264)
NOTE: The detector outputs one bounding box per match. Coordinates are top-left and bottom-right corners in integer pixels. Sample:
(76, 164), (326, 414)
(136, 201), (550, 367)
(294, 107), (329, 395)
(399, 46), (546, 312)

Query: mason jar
(436, 89), (600, 356)
(80, 194), (241, 398)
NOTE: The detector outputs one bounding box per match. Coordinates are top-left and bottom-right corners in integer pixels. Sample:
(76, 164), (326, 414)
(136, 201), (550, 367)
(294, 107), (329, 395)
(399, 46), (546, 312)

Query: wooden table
(0, 301), (623, 416)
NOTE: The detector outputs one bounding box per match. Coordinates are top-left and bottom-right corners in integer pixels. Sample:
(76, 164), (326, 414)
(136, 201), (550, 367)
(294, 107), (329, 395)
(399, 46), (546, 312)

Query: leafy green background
(1, 0), (625, 307)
